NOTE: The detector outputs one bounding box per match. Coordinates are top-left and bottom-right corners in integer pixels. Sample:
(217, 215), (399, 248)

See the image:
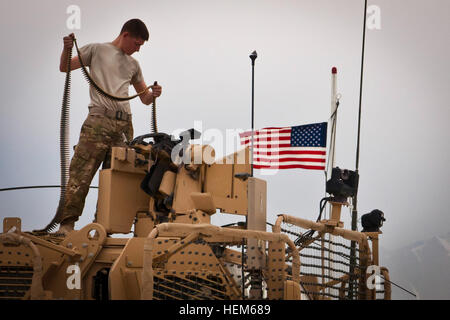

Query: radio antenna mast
(349, 0), (368, 299)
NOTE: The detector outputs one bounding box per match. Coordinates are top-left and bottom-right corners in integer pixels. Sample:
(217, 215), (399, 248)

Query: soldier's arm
(59, 33), (81, 72)
(133, 81), (162, 105)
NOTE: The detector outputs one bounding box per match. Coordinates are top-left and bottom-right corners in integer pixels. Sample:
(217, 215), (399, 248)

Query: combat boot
(57, 221), (75, 236)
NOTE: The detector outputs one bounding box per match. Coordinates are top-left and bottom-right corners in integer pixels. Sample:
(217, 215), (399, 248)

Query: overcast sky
(1, 0), (449, 273)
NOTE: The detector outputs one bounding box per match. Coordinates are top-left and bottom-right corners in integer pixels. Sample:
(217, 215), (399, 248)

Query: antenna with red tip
(329, 66), (339, 172)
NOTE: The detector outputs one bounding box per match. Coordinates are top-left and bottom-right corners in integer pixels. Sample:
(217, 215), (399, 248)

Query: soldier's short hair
(120, 19), (149, 41)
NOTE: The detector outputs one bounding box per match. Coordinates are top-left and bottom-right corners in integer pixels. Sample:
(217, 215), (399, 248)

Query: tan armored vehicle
(0, 132), (390, 300)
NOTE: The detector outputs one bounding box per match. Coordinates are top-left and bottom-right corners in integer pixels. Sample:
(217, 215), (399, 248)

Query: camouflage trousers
(60, 113), (133, 224)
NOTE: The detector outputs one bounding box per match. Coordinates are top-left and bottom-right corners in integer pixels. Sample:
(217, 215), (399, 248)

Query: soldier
(57, 19), (162, 235)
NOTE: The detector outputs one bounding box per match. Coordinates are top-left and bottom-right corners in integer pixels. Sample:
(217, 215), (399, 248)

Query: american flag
(239, 122), (327, 170)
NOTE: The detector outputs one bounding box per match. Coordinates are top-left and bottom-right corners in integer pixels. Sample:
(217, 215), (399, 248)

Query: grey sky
(1, 0), (449, 277)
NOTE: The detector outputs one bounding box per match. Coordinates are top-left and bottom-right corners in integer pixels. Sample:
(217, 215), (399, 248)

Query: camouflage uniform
(59, 113), (133, 224)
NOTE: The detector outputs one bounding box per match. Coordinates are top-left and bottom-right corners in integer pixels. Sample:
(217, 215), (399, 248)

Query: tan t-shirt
(78, 42), (144, 114)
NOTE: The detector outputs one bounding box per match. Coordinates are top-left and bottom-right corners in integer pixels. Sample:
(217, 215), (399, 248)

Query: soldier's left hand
(151, 84), (162, 98)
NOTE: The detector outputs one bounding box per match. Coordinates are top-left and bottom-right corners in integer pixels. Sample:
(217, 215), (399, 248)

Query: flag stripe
(253, 154), (325, 160)
(254, 157), (325, 163)
(240, 131), (292, 137)
(244, 143), (291, 148)
(253, 147), (326, 153)
(253, 164), (325, 170)
(254, 160), (324, 165)
(241, 139), (290, 145)
(241, 135), (291, 142)
(254, 150), (326, 156)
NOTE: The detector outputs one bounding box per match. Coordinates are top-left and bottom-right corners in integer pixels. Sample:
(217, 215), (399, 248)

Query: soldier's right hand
(63, 33), (75, 50)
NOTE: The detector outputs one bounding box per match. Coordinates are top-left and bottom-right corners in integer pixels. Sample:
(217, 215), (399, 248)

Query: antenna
(249, 50), (257, 177)
(353, 0), (368, 233)
(348, 0), (368, 299)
